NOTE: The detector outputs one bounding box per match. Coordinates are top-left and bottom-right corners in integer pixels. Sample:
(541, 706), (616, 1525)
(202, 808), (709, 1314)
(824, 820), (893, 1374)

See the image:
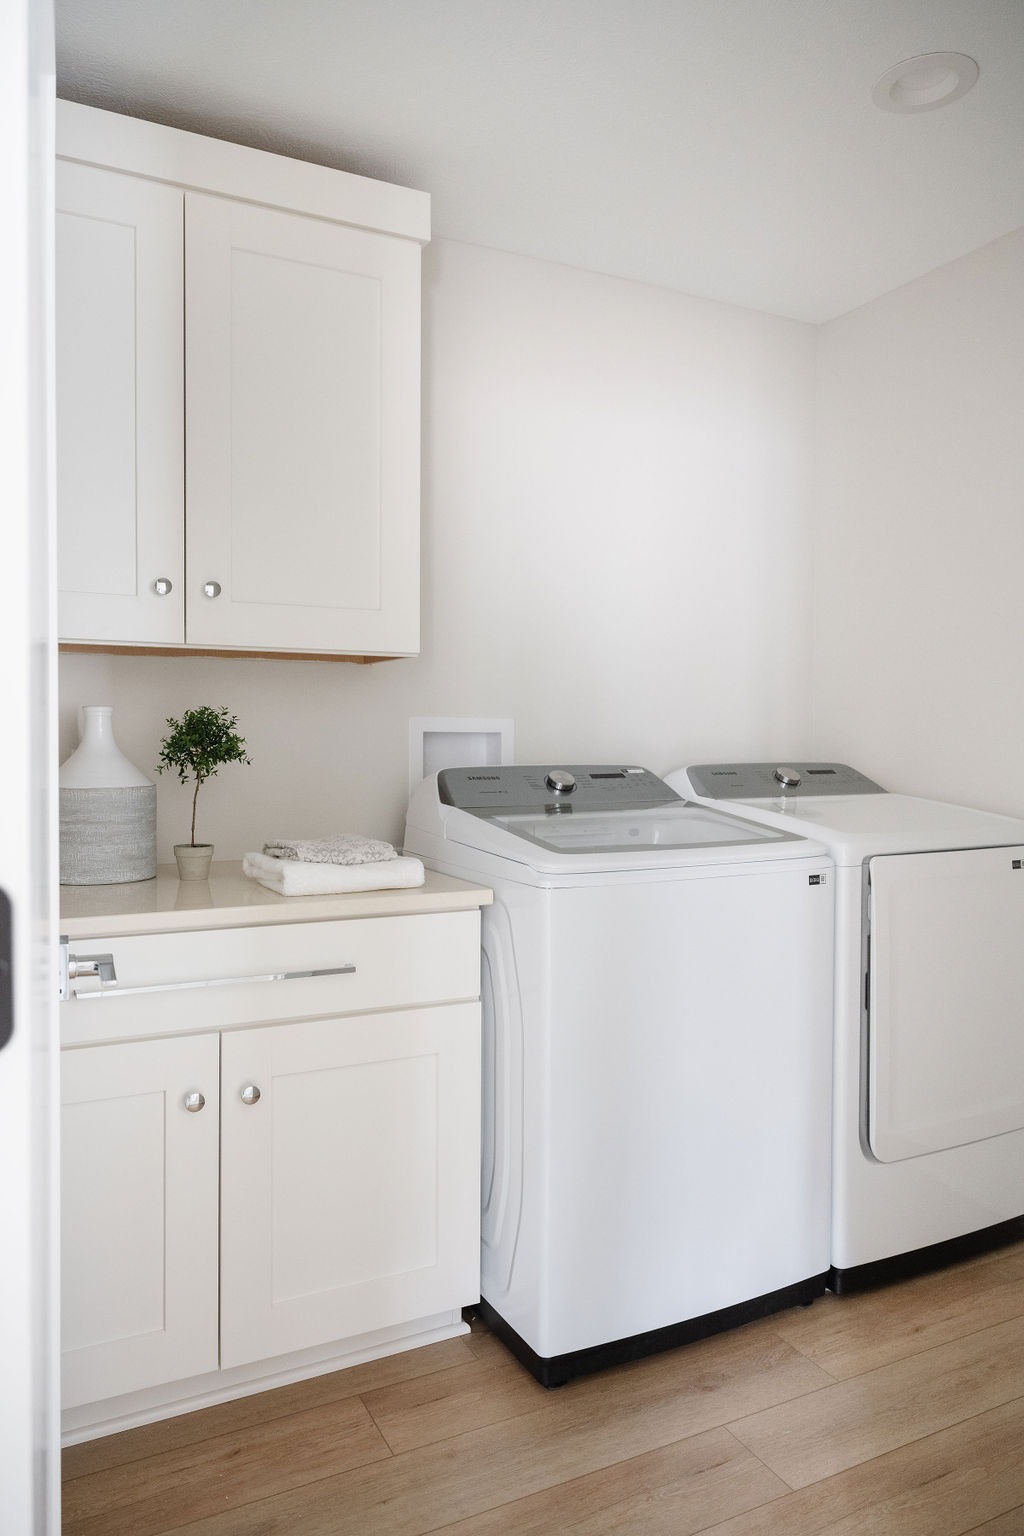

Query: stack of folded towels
(243, 834), (425, 896)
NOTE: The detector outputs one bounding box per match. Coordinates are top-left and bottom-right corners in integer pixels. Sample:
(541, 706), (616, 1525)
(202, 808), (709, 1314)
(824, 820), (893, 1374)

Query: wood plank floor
(62, 1240), (1024, 1535)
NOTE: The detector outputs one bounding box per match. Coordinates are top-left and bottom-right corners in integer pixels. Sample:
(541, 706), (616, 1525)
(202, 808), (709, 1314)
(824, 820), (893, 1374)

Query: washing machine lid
(433, 765), (815, 873)
(482, 804), (792, 857)
(670, 764), (1024, 864)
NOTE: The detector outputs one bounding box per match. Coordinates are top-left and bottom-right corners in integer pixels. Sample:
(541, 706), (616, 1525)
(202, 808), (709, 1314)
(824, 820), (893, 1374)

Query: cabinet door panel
(220, 1004), (480, 1368)
(185, 194), (420, 654)
(272, 1052), (440, 1297)
(55, 162), (184, 644)
(61, 1034), (219, 1408)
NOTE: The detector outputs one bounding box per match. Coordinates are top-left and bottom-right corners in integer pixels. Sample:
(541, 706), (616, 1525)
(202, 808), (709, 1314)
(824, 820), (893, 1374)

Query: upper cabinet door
(184, 194), (421, 655)
(55, 162), (184, 645)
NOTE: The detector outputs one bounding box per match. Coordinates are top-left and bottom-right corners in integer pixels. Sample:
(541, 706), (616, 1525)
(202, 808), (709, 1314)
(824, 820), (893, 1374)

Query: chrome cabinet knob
(183, 1090), (206, 1113)
(203, 581), (222, 599)
(240, 1083), (262, 1106)
(153, 577), (173, 596)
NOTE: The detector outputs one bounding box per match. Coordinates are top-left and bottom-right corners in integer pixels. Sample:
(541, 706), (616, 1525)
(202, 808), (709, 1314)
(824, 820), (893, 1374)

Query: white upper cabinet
(185, 195), (421, 654)
(56, 162), (184, 645)
(55, 102), (429, 659)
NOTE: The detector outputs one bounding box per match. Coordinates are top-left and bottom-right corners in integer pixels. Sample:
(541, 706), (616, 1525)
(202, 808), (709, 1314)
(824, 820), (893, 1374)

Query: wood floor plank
(364, 1351), (546, 1453)
(152, 1328), (830, 1536)
(729, 1314), (1024, 1489)
(681, 1396), (1024, 1536)
(61, 1336), (474, 1481)
(361, 1318), (832, 1462)
(462, 1312), (509, 1364)
(769, 1244), (1024, 1380)
(426, 1427), (787, 1535)
(961, 1511), (1024, 1535)
(61, 1396), (392, 1536)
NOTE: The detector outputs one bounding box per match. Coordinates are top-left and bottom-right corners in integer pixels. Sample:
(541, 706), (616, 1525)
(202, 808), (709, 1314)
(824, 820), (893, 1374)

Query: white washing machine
(668, 762), (1024, 1291)
(405, 764), (834, 1385)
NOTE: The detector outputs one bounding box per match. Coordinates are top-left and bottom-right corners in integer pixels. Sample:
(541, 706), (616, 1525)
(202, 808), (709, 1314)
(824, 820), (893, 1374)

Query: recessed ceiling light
(872, 51), (979, 113)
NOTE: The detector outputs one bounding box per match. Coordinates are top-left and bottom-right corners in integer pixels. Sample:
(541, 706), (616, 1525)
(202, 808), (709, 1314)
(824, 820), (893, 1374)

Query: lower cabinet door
(61, 1034), (220, 1408)
(220, 1004), (481, 1369)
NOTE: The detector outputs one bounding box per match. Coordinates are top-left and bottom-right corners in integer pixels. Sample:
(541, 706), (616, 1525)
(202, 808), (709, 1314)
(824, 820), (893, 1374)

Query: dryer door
(867, 845), (1024, 1162)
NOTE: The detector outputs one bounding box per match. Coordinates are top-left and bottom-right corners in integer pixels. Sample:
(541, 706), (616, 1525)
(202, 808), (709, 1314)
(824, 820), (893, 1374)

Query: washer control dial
(545, 769), (577, 794)
(773, 766), (802, 789)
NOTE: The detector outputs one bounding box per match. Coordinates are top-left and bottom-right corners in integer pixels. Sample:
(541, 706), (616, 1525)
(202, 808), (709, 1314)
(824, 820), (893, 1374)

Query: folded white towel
(243, 850), (425, 896)
(263, 833), (397, 866)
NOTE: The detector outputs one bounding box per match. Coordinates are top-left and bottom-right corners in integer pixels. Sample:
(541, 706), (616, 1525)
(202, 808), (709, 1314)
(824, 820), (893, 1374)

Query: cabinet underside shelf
(59, 643), (402, 664)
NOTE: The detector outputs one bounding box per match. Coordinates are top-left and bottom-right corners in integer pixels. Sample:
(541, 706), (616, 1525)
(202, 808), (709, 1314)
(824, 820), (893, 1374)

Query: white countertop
(60, 861), (493, 938)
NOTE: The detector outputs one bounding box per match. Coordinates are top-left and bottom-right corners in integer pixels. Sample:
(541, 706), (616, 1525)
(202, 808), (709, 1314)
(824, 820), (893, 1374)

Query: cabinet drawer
(62, 912), (481, 1046)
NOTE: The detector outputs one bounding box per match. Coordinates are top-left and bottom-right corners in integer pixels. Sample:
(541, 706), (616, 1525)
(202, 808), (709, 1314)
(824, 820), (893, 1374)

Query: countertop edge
(60, 862), (493, 938)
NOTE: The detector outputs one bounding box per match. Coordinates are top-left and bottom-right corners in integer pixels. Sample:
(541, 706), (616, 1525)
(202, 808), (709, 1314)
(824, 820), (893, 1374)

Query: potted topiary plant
(156, 706), (252, 880)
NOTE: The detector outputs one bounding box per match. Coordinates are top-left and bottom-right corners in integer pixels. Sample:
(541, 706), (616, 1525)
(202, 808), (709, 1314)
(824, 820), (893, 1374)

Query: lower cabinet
(61, 1033), (220, 1409)
(61, 1000), (481, 1414)
(220, 1004), (481, 1367)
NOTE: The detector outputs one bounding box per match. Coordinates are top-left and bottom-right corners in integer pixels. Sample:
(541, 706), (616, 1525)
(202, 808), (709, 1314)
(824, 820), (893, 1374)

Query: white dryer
(668, 762), (1024, 1291)
(405, 764), (834, 1385)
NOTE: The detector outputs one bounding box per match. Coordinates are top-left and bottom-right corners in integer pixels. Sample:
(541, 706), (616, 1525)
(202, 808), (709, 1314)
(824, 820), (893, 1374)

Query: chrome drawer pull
(68, 952), (117, 985)
(276, 966), (358, 980)
(71, 962), (356, 1000)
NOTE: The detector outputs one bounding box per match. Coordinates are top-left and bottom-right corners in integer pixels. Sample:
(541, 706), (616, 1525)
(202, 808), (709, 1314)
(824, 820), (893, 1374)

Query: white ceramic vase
(59, 705), (157, 884)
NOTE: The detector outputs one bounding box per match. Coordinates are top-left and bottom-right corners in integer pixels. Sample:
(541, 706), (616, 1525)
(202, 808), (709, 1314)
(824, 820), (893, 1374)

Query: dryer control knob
(545, 769), (577, 794)
(773, 766), (802, 789)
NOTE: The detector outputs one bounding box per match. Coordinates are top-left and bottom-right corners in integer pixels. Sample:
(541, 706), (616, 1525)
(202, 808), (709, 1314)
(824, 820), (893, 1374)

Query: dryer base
(475, 1274), (829, 1389)
(829, 1215), (1024, 1295)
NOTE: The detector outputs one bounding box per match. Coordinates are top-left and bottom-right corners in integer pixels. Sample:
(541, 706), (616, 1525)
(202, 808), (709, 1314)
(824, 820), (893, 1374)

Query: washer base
(475, 1273), (829, 1389)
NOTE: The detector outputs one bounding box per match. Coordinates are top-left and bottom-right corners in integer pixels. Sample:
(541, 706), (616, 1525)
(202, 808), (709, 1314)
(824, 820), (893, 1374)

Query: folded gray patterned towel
(244, 851), (423, 895)
(263, 833), (397, 866)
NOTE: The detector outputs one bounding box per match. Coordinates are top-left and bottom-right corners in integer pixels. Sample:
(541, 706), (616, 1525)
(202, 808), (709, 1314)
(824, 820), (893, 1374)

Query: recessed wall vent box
(409, 717), (514, 796)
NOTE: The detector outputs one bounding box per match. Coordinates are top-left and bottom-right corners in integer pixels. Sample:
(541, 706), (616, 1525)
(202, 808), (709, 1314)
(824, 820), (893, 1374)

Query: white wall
(59, 238), (817, 860)
(812, 228), (1024, 815)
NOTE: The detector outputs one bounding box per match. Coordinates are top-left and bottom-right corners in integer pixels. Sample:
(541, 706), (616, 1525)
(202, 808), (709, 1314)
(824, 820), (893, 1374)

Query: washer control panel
(686, 762), (885, 800)
(438, 765), (680, 814)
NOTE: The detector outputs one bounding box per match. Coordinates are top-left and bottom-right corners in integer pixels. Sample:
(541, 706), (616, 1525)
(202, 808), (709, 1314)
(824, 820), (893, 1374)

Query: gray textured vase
(59, 706), (157, 885)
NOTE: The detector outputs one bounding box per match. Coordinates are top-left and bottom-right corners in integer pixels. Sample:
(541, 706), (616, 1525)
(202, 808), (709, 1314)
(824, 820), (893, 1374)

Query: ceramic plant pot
(174, 843), (214, 881)
(59, 705), (157, 885)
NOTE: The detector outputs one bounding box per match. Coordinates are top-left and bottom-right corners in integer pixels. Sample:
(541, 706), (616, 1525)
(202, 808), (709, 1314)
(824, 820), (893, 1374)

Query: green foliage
(156, 706), (252, 846)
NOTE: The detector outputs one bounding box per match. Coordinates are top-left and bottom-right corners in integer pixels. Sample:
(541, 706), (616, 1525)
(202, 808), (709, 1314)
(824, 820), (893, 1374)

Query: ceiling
(54, 0), (1024, 323)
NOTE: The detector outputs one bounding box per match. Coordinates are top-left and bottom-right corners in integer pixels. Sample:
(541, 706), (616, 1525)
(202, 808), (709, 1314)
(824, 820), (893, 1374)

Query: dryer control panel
(438, 765), (681, 814)
(686, 762), (885, 800)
